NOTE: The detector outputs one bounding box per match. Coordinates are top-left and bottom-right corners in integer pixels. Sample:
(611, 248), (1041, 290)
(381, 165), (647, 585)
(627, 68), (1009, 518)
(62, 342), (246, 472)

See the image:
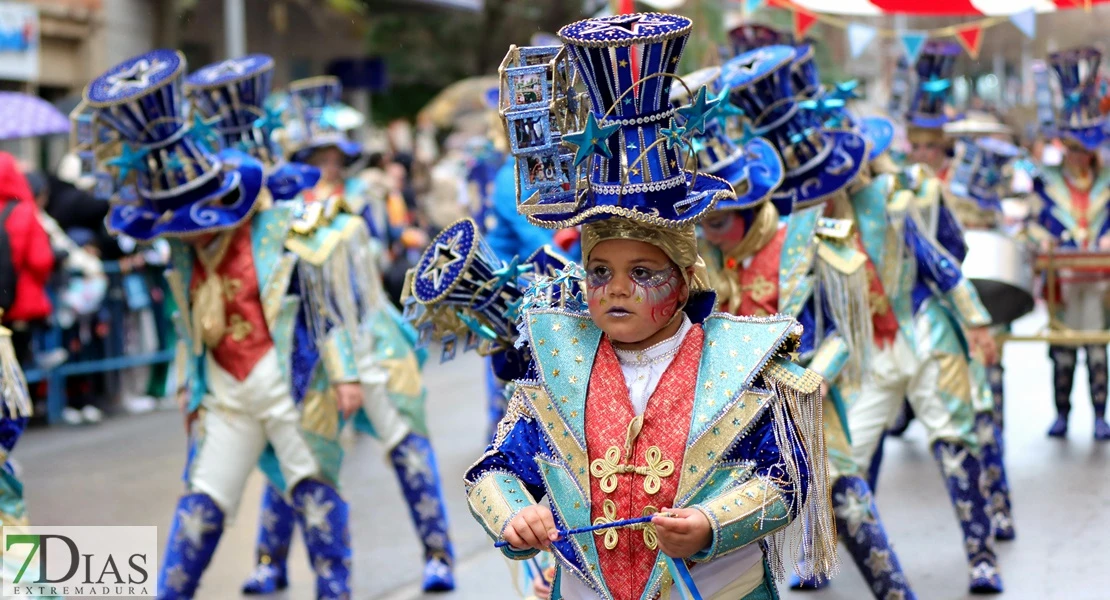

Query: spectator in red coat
(0, 152), (54, 365)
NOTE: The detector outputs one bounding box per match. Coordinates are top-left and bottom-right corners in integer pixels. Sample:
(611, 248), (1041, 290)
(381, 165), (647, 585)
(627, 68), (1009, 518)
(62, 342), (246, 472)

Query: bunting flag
(1009, 7), (1036, 38)
(847, 22), (877, 58)
(746, 0), (766, 13)
(794, 9), (818, 38)
(955, 24), (983, 59)
(899, 31), (929, 65)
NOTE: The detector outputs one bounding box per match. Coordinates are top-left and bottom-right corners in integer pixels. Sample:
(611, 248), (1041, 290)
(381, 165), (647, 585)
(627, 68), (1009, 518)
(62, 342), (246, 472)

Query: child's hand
(652, 508), (712, 559)
(503, 505), (559, 551)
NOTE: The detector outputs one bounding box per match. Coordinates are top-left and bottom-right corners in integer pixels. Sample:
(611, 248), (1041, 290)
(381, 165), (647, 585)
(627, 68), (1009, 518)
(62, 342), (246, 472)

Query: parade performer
(280, 75), (456, 591)
(1031, 46), (1110, 441)
(80, 50), (361, 599)
(706, 46), (916, 599)
(837, 41), (1004, 594)
(458, 14), (836, 599)
(944, 136), (1026, 541)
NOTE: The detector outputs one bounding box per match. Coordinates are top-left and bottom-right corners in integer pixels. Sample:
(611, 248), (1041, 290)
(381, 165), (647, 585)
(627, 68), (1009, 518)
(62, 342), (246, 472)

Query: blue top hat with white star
(948, 137), (1021, 212)
(668, 66), (783, 211)
(506, 13), (734, 230)
(908, 41), (959, 130)
(186, 55), (320, 201)
(1048, 46), (1106, 151)
(722, 45), (867, 213)
(405, 218), (572, 360)
(281, 76), (363, 165)
(82, 49), (265, 240)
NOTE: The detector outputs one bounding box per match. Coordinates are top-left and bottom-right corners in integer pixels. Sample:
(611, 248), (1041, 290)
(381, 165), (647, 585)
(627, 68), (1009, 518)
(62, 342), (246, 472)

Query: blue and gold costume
(1031, 46), (1110, 441)
(78, 50), (360, 600)
(704, 44), (916, 599)
(437, 14), (835, 600)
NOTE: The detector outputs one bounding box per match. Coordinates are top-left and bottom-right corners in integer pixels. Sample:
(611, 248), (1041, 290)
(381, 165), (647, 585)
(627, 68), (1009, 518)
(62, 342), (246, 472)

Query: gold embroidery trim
(590, 445), (675, 495)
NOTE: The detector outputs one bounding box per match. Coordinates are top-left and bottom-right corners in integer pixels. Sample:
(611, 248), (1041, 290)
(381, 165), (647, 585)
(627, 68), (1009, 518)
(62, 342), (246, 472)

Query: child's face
(309, 147), (345, 184)
(701, 210), (747, 254)
(585, 239), (689, 345)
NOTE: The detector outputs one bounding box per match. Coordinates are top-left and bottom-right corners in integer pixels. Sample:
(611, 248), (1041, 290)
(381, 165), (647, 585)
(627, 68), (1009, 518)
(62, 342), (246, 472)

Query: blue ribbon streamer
(663, 555), (704, 600)
(494, 515), (657, 548)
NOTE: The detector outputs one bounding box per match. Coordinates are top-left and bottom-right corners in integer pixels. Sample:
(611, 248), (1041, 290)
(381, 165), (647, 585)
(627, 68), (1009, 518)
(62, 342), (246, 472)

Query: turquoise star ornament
(735, 120), (756, 145)
(190, 113), (219, 152)
(676, 86), (721, 136)
(107, 143), (150, 184)
(711, 87), (745, 129)
(164, 151), (185, 173)
(491, 256), (534, 288)
(661, 119), (689, 151)
(564, 112), (620, 168)
(690, 136), (708, 155)
(253, 104), (285, 134)
(922, 76), (952, 99)
(830, 80), (860, 102)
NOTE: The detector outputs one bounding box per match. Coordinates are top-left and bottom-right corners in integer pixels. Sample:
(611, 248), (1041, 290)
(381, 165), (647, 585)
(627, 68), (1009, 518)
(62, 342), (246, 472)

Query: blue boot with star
(932, 440), (1003, 594)
(242, 484), (295, 594)
(389, 433), (455, 592)
(832, 476), (916, 600)
(158, 493), (224, 600)
(292, 479), (351, 600)
(975, 412), (1015, 541)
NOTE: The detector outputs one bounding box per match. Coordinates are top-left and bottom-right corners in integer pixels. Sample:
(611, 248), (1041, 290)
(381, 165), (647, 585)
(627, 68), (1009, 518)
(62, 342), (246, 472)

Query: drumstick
(494, 513), (677, 549)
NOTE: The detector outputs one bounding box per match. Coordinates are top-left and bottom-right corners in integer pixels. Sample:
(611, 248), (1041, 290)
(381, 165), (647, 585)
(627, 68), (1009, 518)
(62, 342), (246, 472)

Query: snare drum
(962, 229), (1035, 324)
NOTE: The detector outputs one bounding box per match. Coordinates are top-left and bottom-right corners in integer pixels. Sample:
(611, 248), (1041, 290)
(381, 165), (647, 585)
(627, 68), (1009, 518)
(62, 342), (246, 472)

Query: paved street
(15, 308), (1109, 600)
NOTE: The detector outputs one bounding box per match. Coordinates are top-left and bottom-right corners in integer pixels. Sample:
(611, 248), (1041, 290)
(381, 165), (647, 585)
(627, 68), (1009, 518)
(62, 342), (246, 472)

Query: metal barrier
(22, 261), (175, 424)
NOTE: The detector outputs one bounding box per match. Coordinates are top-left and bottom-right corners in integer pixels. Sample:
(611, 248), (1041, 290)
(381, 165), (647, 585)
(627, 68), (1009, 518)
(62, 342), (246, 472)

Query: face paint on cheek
(586, 270), (612, 308)
(630, 266), (682, 325)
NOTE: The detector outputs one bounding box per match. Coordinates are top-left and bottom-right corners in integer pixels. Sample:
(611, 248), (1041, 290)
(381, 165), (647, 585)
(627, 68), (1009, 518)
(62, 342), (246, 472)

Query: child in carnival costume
(1029, 47), (1110, 441)
(459, 14), (836, 599)
(825, 41), (1003, 594)
(703, 46), (916, 599)
(182, 56), (373, 597)
(943, 136), (1026, 540)
(266, 74), (457, 592)
(79, 50), (363, 600)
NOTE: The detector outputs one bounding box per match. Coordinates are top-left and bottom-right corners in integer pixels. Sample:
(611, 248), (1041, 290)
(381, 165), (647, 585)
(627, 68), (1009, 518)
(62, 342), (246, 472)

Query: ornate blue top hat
(816, 80), (894, 161)
(499, 13), (734, 229)
(908, 40), (959, 131)
(1047, 46), (1106, 151)
(280, 76), (364, 165)
(791, 43), (822, 99)
(948, 136), (1022, 212)
(722, 45), (868, 213)
(404, 218), (572, 361)
(82, 49), (265, 241)
(186, 55), (320, 201)
(668, 66), (783, 211)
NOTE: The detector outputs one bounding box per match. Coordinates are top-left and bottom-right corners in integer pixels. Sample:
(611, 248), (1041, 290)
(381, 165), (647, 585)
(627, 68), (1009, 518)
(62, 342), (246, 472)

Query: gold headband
(581, 218), (710, 291)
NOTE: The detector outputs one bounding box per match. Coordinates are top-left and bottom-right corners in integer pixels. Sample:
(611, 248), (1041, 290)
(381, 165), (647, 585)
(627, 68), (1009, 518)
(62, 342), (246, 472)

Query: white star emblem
(421, 232), (464, 289)
(415, 494), (441, 522)
(965, 536), (981, 554)
(956, 499), (974, 522)
(724, 49), (776, 83)
(971, 561), (997, 580)
(260, 506), (280, 532)
(976, 417), (996, 446)
(313, 556), (334, 579)
(301, 489), (335, 536)
(424, 531), (448, 551)
(864, 548), (891, 578)
(397, 443), (433, 485)
(939, 445), (969, 486)
(176, 503), (218, 548)
(106, 57), (170, 96)
(577, 14), (672, 37)
(203, 59), (248, 82)
(164, 565), (190, 592)
(833, 485), (876, 537)
(884, 589), (906, 600)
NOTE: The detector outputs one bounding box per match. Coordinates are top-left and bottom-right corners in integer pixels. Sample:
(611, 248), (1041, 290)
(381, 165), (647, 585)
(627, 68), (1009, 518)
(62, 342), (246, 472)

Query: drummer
(1031, 46), (1110, 441)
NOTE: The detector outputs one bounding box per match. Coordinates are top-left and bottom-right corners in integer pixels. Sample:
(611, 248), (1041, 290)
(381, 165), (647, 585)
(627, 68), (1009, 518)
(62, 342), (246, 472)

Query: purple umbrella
(0, 92), (71, 140)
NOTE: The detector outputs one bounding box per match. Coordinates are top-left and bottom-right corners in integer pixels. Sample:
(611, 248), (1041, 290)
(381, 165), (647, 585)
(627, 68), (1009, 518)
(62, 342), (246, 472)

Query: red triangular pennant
(955, 25), (983, 60)
(794, 10), (818, 39)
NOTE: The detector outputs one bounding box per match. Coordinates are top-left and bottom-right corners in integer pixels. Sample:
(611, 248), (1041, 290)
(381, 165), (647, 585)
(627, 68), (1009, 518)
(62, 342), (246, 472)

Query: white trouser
(1061, 279), (1107, 331)
(188, 348), (320, 519)
(848, 330), (974, 469)
(356, 350), (411, 451)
